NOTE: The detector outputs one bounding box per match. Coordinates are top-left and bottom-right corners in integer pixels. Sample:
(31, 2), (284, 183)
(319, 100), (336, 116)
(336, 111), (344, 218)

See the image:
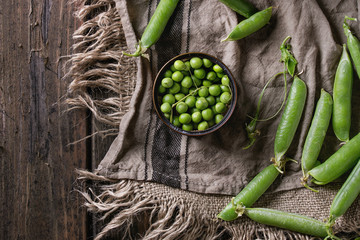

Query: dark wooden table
(0, 1), (102, 239)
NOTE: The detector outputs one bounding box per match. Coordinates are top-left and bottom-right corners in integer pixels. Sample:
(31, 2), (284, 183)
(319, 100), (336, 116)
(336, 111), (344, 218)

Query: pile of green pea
(157, 56), (233, 132)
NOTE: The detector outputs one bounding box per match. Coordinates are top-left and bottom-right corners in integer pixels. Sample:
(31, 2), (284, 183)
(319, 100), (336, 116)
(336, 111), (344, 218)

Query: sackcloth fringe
(65, 0), (136, 136)
(77, 169), (338, 240)
(67, 0), (360, 239)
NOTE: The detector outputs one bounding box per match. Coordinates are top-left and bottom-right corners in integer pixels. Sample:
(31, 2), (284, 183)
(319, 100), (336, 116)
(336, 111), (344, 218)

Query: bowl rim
(152, 52), (237, 136)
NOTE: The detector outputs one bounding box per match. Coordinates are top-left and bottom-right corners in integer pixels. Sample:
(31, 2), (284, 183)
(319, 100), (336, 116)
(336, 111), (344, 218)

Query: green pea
(161, 77), (173, 88)
(245, 208), (328, 238)
(191, 108), (201, 114)
(174, 59), (187, 71)
(215, 114), (224, 124)
(164, 69), (173, 78)
(169, 82), (181, 94)
(190, 57), (203, 69)
(220, 85), (230, 92)
(182, 124), (193, 131)
(220, 92), (232, 104)
(221, 75), (230, 85)
(189, 87), (197, 95)
(158, 85), (167, 94)
(176, 102), (188, 114)
(160, 102), (171, 113)
(198, 86), (209, 97)
(211, 105), (218, 114)
(209, 85), (221, 96)
(181, 70), (190, 76)
(202, 108), (214, 121)
(185, 95), (196, 108)
(222, 7), (272, 41)
(192, 112), (202, 123)
(162, 94), (175, 105)
(185, 61), (191, 71)
(163, 113), (170, 119)
(172, 116), (181, 127)
(197, 121), (209, 131)
(175, 93), (185, 101)
(202, 80), (212, 87)
(332, 44), (353, 142)
(206, 71), (217, 81)
(191, 76), (202, 87)
(274, 76), (307, 166)
(217, 164), (280, 221)
(203, 58), (213, 68)
(179, 113), (191, 124)
(181, 86), (189, 94)
(217, 72), (225, 79)
(208, 119), (215, 127)
(206, 96), (216, 106)
(195, 97), (209, 110)
(213, 64), (223, 73)
(170, 64), (177, 72)
(181, 76), (193, 88)
(215, 102), (226, 113)
(172, 71), (184, 82)
(194, 68), (206, 79)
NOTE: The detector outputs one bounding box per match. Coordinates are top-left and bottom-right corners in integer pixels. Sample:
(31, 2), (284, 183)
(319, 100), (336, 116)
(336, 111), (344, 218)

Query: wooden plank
(0, 0), (88, 239)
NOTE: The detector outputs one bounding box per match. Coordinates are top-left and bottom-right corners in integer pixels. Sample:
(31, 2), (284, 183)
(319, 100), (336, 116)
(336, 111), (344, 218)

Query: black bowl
(153, 52), (237, 136)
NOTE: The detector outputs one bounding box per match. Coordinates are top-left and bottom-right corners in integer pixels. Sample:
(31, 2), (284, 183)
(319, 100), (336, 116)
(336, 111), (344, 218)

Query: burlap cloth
(69, 0), (360, 239)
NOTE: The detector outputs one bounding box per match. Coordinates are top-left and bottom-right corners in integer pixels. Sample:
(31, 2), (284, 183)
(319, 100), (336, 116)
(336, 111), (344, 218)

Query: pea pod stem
(344, 16), (360, 79)
(221, 7), (272, 42)
(243, 71), (284, 149)
(301, 89), (333, 192)
(244, 37), (298, 149)
(309, 132), (360, 185)
(123, 0), (180, 58)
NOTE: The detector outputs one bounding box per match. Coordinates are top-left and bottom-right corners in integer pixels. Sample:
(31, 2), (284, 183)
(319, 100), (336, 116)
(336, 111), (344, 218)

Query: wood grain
(0, 0), (88, 239)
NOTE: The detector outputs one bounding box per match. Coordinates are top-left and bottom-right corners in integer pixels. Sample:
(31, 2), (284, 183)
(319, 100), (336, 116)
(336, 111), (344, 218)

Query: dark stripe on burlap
(150, 0), (184, 188)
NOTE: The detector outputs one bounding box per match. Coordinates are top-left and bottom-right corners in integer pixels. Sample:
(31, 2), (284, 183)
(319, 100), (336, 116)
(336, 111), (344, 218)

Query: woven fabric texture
(68, 0), (360, 239)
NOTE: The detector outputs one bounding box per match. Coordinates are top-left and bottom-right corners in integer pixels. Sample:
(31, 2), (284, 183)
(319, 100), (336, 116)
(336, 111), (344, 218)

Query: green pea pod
(274, 76), (307, 166)
(344, 16), (360, 79)
(309, 132), (360, 185)
(221, 7), (272, 42)
(301, 89), (332, 183)
(218, 0), (257, 18)
(245, 208), (328, 238)
(332, 44), (353, 142)
(329, 159), (360, 223)
(123, 0), (180, 58)
(217, 164), (279, 221)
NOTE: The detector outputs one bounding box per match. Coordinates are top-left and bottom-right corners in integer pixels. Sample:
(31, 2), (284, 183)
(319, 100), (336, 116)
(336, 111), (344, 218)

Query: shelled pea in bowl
(153, 52), (237, 136)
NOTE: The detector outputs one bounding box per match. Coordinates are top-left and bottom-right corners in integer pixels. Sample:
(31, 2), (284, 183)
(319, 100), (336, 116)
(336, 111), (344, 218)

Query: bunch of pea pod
(123, 0), (360, 238)
(218, 16), (360, 240)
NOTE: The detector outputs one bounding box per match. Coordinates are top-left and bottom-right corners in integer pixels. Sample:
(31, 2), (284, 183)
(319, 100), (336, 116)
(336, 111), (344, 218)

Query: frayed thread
(76, 169), (336, 240)
(65, 0), (136, 130)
